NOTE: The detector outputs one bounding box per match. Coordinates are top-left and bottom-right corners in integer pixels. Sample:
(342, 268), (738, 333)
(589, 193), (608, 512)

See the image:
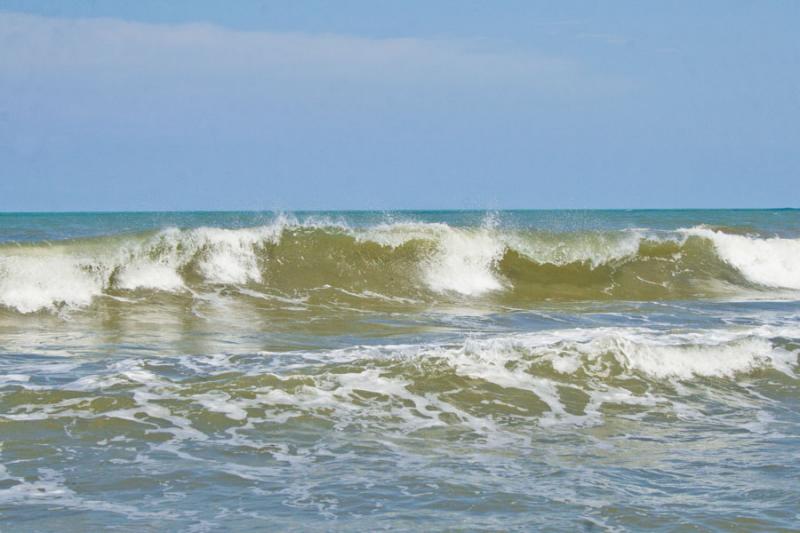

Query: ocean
(0, 209), (798, 531)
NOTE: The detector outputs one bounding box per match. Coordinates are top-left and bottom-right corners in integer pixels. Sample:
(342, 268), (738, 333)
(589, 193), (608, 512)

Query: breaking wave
(0, 216), (798, 313)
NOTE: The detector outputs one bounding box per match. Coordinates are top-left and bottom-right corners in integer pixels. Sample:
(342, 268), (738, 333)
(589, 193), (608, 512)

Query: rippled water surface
(1, 210), (799, 531)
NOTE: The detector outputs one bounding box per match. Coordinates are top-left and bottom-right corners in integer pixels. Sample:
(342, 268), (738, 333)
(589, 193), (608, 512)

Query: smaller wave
(2, 325), (797, 433)
(449, 326), (799, 383)
(263, 325), (800, 384)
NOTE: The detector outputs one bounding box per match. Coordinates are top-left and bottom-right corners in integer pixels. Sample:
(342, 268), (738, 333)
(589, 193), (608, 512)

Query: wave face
(0, 214), (799, 313)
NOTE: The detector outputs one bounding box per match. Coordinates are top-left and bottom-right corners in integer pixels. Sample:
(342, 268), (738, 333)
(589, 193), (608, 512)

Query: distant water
(0, 210), (798, 531)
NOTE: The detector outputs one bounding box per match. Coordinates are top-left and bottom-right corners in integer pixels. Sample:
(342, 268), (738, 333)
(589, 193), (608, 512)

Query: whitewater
(0, 210), (799, 531)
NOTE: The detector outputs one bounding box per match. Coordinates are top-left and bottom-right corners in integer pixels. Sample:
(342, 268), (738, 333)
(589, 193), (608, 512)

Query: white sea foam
(0, 252), (107, 313)
(115, 262), (185, 291)
(422, 228), (505, 295)
(501, 229), (645, 267)
(194, 391), (249, 420)
(0, 218), (290, 312)
(360, 221), (506, 296)
(685, 227), (800, 290)
(190, 226), (271, 284)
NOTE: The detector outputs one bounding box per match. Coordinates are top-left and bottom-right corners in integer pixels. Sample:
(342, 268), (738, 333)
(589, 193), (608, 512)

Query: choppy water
(0, 210), (799, 531)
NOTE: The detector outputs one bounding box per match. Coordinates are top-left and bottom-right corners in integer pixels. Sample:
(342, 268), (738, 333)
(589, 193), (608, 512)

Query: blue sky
(1, 1), (798, 210)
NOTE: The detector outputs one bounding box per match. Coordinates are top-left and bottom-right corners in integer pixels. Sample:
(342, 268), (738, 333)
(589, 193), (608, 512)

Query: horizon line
(1, 207), (798, 215)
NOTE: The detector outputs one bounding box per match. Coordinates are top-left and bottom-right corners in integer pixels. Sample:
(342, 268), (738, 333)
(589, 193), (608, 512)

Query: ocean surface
(0, 209), (799, 531)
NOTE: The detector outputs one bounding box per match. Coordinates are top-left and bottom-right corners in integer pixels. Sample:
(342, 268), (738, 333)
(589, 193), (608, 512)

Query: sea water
(0, 210), (798, 531)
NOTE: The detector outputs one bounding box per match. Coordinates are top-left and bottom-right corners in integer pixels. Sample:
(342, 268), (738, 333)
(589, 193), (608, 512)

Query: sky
(0, 1), (798, 211)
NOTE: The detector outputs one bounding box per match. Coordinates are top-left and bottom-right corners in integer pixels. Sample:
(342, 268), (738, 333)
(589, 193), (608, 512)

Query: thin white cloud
(0, 12), (619, 93)
(576, 32), (631, 46)
(0, 11), (635, 154)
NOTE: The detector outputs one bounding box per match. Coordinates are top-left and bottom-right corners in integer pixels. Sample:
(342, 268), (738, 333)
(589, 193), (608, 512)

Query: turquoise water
(2, 209), (799, 242)
(0, 210), (799, 531)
